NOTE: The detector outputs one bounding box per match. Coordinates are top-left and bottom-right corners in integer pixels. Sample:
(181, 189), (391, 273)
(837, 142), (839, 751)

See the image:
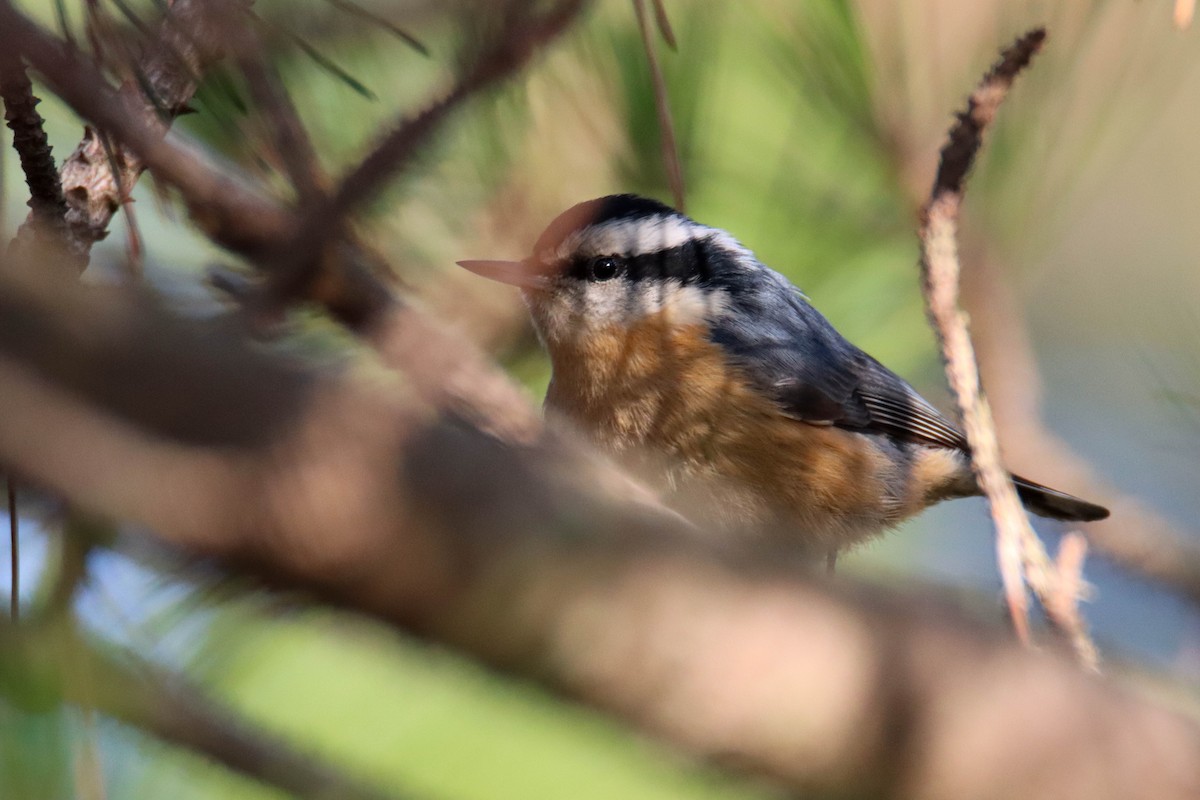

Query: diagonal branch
(0, 0), (549, 442)
(264, 0), (589, 306)
(0, 257), (1197, 799)
(918, 28), (1098, 670)
(235, 28), (326, 205)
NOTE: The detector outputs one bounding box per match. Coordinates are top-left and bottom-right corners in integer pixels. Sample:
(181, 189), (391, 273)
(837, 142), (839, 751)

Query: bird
(458, 194), (1108, 558)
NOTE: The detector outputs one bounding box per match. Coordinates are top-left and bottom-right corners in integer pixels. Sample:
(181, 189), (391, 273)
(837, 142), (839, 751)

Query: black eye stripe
(568, 240), (722, 285)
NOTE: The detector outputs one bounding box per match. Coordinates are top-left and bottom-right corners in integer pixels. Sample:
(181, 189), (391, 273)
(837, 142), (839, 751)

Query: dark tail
(1012, 474), (1109, 522)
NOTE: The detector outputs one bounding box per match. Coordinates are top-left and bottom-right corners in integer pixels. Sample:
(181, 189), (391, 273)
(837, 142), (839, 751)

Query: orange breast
(545, 317), (912, 551)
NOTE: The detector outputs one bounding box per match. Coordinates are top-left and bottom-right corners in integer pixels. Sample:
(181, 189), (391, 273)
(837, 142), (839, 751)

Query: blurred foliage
(4, 0), (1200, 798)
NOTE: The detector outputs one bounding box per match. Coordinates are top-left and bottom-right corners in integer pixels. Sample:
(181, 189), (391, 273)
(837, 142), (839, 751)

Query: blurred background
(3, 0), (1200, 797)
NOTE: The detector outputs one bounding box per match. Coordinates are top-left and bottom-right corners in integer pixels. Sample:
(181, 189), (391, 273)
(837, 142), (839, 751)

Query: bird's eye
(587, 256), (623, 282)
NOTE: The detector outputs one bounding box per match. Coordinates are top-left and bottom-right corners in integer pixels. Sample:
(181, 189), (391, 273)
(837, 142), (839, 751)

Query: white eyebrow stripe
(550, 215), (713, 261)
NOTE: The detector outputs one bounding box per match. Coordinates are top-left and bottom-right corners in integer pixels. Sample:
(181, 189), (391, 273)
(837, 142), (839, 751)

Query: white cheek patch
(581, 280), (730, 328)
(632, 280), (730, 326)
(529, 280), (730, 346)
(551, 215), (710, 261)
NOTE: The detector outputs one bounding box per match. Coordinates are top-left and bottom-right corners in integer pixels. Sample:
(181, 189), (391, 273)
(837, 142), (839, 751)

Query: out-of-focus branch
(0, 261), (1197, 799)
(0, 0), (578, 434)
(918, 28), (1099, 670)
(268, 0), (589, 306)
(1, 38), (68, 635)
(318, 0), (587, 227)
(236, 28), (326, 205)
(1, 0), (583, 344)
(649, 0), (677, 50)
(0, 619), (404, 800)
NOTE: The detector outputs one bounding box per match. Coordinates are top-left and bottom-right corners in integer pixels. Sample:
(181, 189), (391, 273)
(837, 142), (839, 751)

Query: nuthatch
(459, 194), (1108, 556)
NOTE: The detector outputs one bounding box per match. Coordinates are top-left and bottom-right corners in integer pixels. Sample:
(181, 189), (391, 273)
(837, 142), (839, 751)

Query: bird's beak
(456, 259), (550, 289)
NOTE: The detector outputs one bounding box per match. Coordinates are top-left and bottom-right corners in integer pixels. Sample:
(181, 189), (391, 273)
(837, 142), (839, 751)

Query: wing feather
(709, 268), (968, 452)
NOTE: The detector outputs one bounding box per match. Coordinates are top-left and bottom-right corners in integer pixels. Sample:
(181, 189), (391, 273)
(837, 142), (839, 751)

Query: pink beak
(456, 259), (550, 289)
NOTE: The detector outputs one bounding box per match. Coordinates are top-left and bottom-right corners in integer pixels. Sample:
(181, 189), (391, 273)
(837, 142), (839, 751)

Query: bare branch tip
(988, 27), (1047, 86)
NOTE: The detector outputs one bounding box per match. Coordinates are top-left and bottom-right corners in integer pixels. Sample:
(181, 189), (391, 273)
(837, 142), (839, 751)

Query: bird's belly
(666, 411), (910, 552)
(546, 323), (910, 552)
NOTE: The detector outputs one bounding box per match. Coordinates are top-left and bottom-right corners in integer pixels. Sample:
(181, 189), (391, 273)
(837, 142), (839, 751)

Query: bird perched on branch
(459, 194), (1108, 558)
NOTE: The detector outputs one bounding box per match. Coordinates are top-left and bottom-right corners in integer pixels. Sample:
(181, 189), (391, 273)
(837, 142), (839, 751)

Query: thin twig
(1047, 532), (1098, 667)
(632, 0), (685, 211)
(0, 57), (67, 222)
(265, 0), (587, 306)
(325, 0), (585, 218)
(924, 200), (1033, 645)
(119, 188), (143, 279)
(95, 128), (144, 280)
(919, 28), (1099, 671)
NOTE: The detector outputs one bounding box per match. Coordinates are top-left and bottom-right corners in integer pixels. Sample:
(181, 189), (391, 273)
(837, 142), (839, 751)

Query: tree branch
(0, 0), (291, 260)
(0, 0), (585, 438)
(267, 0), (589, 307)
(235, 27), (326, 206)
(918, 28), (1099, 670)
(0, 259), (1197, 799)
(0, 51), (70, 260)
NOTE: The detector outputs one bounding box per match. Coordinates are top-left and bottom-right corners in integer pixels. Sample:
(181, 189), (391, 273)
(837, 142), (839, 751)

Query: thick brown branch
(0, 260), (1197, 799)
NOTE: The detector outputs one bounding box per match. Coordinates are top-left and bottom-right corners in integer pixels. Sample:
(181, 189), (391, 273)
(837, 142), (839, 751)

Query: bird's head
(458, 194), (763, 349)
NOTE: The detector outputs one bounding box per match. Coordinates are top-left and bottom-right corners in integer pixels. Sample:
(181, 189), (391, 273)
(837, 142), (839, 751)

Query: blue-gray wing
(710, 276), (968, 452)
